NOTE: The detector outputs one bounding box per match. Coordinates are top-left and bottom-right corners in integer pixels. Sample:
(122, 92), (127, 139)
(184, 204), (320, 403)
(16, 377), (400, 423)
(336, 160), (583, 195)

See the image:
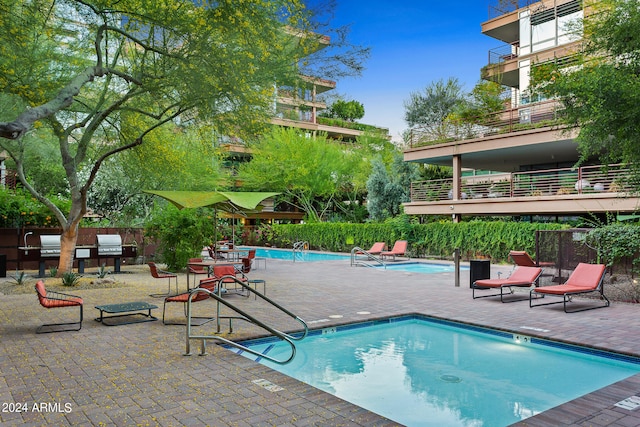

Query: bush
(144, 206), (218, 271)
(269, 219), (568, 263)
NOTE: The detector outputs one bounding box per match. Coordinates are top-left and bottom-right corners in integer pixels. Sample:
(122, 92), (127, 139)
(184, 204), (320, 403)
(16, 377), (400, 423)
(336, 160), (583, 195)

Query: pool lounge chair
(355, 242), (386, 256)
(380, 240), (408, 261)
(472, 266), (543, 302)
(530, 263), (609, 313)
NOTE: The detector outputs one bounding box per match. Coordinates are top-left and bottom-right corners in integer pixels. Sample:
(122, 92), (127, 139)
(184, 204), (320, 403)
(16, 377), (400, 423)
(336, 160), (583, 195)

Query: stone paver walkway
(1, 258), (640, 426)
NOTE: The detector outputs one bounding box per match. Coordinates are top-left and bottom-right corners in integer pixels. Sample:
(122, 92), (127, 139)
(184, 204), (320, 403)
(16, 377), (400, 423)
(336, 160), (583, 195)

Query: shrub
(144, 205), (218, 271)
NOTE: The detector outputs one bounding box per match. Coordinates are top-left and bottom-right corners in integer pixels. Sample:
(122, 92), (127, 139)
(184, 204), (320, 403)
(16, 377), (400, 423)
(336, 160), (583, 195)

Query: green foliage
(61, 272), (80, 287)
(237, 128), (358, 221)
(404, 77), (465, 141)
(366, 154), (419, 221)
(587, 224), (640, 272)
(269, 220), (568, 261)
(324, 99), (365, 122)
(0, 189), (69, 227)
(144, 205), (217, 271)
(48, 267), (57, 278)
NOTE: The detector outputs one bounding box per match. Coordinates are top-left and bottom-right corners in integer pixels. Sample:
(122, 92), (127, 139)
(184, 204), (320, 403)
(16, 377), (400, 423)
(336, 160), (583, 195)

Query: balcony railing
(408, 100), (561, 148)
(488, 41), (520, 65)
(488, 0), (537, 19)
(410, 164), (633, 203)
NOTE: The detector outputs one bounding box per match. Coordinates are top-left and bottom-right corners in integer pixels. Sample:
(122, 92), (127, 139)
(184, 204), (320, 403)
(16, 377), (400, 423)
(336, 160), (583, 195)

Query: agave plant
(97, 264), (109, 278)
(11, 271), (31, 286)
(61, 272), (80, 287)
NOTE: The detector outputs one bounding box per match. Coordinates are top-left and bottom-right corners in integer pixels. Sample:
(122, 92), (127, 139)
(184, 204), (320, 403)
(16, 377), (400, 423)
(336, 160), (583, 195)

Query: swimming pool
(250, 247), (350, 262)
(374, 262), (466, 274)
(245, 247), (461, 274)
(234, 315), (640, 427)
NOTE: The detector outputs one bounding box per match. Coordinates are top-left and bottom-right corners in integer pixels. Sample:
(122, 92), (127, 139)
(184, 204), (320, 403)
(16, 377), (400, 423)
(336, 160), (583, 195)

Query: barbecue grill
(96, 234), (123, 256)
(39, 235), (61, 258)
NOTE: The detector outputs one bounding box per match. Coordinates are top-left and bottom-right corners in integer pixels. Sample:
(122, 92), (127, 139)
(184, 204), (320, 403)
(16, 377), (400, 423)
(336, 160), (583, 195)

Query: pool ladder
(184, 275), (308, 364)
(292, 240), (309, 262)
(350, 246), (386, 269)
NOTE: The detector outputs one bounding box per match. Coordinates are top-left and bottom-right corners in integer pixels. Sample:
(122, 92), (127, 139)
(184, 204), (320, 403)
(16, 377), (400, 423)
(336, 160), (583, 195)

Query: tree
(366, 153), (419, 221)
(328, 99), (365, 122)
(236, 127), (356, 222)
(0, 0), (364, 274)
(403, 77), (465, 142)
(530, 0), (640, 177)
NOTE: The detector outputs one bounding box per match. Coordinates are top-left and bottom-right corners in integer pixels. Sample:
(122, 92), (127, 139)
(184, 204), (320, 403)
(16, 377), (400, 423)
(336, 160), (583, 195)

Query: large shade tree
(236, 127), (360, 222)
(0, 0), (364, 274)
(530, 0), (640, 178)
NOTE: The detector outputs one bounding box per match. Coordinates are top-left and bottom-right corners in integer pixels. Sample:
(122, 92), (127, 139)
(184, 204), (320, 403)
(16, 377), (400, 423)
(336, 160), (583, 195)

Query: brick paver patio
(2, 258), (640, 426)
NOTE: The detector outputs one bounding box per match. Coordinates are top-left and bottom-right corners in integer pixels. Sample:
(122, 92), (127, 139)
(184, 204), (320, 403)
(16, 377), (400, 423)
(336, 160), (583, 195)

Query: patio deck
(1, 259), (640, 426)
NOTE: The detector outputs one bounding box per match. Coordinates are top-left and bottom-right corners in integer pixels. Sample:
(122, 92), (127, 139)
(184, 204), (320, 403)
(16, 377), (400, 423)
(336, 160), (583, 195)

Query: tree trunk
(58, 226), (79, 276)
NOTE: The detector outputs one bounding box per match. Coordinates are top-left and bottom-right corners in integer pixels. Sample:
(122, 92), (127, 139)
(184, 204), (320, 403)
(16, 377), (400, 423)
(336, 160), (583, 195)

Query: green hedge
(270, 220), (568, 263)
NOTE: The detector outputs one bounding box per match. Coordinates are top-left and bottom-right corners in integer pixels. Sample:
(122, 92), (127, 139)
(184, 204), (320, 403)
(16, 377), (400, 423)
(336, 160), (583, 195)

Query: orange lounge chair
(380, 240), (408, 261)
(35, 280), (83, 333)
(472, 266), (542, 302)
(509, 250), (556, 268)
(530, 263), (609, 313)
(356, 242), (386, 256)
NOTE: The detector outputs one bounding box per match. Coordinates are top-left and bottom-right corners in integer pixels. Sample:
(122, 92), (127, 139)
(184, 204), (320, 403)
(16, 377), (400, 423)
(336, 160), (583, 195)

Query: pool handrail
(350, 246), (386, 269)
(292, 241), (309, 262)
(184, 276), (308, 364)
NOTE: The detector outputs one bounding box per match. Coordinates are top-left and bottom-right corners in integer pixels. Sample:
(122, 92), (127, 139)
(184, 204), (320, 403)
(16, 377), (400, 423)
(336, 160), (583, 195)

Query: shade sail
(144, 190), (279, 211)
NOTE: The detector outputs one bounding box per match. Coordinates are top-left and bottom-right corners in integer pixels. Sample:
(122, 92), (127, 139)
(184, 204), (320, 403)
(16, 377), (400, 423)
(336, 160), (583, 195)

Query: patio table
(95, 301), (158, 326)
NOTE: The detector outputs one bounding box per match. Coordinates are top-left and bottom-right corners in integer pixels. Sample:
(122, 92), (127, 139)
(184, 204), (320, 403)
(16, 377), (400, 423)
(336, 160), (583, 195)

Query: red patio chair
(34, 280), (83, 333)
(380, 240), (408, 261)
(148, 262), (179, 297)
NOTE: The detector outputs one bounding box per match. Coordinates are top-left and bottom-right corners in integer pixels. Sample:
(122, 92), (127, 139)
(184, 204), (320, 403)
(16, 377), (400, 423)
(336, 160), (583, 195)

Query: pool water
(375, 262), (467, 274)
(246, 247), (462, 274)
(250, 247), (349, 262)
(235, 316), (640, 427)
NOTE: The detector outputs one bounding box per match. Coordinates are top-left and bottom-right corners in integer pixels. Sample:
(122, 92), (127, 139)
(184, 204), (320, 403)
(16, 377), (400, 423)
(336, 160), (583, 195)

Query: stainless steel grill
(97, 234), (122, 256)
(39, 235), (61, 258)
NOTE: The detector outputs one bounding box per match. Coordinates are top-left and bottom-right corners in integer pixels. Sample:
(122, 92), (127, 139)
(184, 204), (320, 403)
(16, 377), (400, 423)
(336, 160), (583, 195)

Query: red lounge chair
(473, 266), (542, 302)
(509, 250), (555, 268)
(356, 242), (386, 256)
(148, 262), (179, 297)
(34, 280), (83, 333)
(530, 263), (609, 313)
(380, 240), (408, 261)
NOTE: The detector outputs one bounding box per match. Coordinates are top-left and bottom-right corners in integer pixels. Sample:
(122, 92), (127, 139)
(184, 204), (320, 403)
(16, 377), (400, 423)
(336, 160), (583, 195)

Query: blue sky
(327, 1), (498, 142)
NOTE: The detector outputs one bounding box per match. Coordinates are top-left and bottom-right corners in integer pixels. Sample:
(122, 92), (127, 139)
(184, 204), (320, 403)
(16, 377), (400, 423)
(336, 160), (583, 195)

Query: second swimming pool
(246, 247), (461, 273)
(234, 315), (640, 426)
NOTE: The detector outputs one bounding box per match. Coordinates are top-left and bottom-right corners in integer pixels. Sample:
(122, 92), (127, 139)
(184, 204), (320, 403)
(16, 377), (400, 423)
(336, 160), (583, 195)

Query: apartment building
(403, 0), (639, 221)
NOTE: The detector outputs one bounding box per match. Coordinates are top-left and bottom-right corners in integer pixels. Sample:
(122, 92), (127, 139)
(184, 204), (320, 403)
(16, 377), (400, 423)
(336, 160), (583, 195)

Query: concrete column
(451, 155), (462, 223)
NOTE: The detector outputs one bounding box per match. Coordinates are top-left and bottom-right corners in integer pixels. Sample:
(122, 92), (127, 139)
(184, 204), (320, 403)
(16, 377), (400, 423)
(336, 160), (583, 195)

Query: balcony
(406, 164), (640, 217)
(408, 100), (560, 149)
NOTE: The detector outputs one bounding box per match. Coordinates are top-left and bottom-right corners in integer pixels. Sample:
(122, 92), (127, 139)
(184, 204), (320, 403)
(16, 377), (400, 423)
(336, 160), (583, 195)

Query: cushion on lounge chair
(475, 266), (542, 288)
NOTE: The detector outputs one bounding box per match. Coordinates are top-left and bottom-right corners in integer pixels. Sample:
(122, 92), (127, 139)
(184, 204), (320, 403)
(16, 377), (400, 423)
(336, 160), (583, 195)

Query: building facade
(403, 0), (639, 221)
